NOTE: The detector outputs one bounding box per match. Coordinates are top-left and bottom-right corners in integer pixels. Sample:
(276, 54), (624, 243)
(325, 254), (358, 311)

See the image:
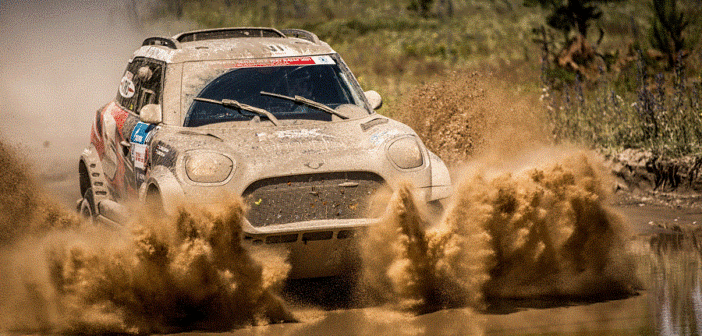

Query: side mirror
(364, 90), (383, 110)
(140, 104), (162, 124)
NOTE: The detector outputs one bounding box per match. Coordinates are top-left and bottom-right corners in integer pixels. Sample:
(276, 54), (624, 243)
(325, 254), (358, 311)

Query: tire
(145, 188), (165, 218)
(79, 187), (96, 223)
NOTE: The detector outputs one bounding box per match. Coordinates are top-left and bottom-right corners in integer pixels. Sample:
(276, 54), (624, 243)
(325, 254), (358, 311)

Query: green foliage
(524, 0), (620, 38)
(150, 0), (548, 116)
(543, 56), (702, 157)
(148, 0), (702, 156)
(544, 65), (577, 87)
(407, 0), (435, 17)
(649, 0), (690, 69)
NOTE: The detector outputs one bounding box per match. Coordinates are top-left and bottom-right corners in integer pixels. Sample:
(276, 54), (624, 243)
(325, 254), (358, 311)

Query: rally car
(77, 27), (451, 278)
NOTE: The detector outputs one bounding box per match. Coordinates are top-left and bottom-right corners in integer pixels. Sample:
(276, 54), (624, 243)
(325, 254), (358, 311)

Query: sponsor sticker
(130, 121), (155, 184)
(268, 44), (292, 56)
(119, 72), (135, 98)
(311, 56), (335, 65)
(256, 128), (336, 141)
(225, 56), (335, 69)
(132, 143), (148, 169)
(155, 144), (170, 157)
(130, 122), (154, 144)
(370, 128), (402, 146)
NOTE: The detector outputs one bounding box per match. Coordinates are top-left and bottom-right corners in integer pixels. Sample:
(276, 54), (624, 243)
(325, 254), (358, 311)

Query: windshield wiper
(194, 97), (280, 126)
(260, 91), (348, 120)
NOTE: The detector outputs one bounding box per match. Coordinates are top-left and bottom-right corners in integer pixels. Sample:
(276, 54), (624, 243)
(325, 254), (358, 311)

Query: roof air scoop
(174, 27), (286, 42)
(142, 37), (180, 49)
(280, 29), (320, 44)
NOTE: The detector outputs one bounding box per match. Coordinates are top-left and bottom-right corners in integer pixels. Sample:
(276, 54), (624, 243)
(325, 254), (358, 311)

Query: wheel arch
(79, 159), (90, 199)
(140, 165), (185, 215)
(78, 144), (112, 205)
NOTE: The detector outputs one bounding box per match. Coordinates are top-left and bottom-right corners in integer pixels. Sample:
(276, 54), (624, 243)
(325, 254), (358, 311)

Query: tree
(526, 0), (623, 80)
(524, 0), (620, 40)
(408, 0), (435, 18)
(649, 0), (690, 69)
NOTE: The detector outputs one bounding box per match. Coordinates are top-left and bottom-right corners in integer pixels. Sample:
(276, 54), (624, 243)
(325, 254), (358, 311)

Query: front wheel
(145, 187), (165, 218)
(79, 187), (96, 223)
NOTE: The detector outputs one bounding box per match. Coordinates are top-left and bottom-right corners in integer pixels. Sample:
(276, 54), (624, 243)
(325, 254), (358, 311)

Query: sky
(0, 0), (150, 201)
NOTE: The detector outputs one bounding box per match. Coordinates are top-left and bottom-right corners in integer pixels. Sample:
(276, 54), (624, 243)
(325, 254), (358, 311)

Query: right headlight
(184, 151), (234, 183)
(387, 137), (424, 169)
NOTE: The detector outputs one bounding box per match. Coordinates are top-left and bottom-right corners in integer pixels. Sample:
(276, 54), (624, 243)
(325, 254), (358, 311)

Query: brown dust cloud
(0, 2), (641, 333)
(0, 144), (296, 334)
(1, 68), (642, 334)
(360, 71), (639, 312)
(1, 1), (294, 333)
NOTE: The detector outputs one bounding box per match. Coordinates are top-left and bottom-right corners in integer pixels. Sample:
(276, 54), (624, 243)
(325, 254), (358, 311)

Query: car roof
(132, 27), (336, 63)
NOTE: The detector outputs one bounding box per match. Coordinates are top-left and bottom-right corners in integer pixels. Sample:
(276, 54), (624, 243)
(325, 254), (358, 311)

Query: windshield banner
(225, 56), (334, 68)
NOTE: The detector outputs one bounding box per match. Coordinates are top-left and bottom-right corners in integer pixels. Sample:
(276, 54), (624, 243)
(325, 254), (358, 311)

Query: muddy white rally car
(78, 27), (451, 278)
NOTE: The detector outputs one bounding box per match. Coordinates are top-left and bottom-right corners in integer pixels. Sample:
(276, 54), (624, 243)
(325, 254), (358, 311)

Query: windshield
(182, 55), (369, 127)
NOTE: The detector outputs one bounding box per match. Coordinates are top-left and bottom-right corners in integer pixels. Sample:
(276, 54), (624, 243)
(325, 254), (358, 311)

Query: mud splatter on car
(77, 27), (452, 280)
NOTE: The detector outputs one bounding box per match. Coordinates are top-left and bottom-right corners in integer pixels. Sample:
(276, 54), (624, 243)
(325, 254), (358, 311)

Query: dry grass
(394, 68), (547, 164)
(145, 0), (702, 157)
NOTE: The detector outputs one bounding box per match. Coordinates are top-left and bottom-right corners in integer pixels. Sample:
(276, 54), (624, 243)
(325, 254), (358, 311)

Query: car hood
(187, 115), (428, 189)
(202, 116), (413, 154)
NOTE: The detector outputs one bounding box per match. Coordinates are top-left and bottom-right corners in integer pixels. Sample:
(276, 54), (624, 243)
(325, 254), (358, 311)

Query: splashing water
(462, 152), (638, 299)
(1, 136), (641, 333)
(360, 150), (640, 311)
(360, 182), (491, 311)
(0, 143), (294, 334)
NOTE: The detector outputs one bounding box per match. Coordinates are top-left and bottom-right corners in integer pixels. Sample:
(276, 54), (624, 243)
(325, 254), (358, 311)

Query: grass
(542, 57), (702, 157)
(149, 0), (546, 117)
(143, 0), (702, 157)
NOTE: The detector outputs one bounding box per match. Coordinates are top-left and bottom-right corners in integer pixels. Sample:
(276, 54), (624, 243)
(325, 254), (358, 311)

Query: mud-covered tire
(145, 188), (165, 218)
(79, 187), (96, 222)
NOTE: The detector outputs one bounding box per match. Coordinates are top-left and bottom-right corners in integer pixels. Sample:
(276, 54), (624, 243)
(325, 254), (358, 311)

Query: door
(105, 58), (164, 200)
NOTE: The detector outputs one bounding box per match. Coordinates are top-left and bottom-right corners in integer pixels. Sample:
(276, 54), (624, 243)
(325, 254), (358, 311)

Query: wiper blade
(260, 91), (348, 119)
(194, 97), (280, 126)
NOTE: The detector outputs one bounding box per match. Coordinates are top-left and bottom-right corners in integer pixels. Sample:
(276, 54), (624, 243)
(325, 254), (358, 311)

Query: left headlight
(387, 137), (424, 169)
(185, 152), (234, 183)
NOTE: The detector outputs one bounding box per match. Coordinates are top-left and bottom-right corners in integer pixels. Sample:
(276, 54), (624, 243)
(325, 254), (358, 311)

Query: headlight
(387, 137), (424, 169)
(185, 152), (234, 183)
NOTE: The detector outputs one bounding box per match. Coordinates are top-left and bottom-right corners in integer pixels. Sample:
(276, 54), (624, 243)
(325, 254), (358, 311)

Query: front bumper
(242, 218), (377, 279)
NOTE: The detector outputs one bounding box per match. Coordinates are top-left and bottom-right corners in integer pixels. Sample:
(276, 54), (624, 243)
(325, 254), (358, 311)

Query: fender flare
(78, 144), (112, 209)
(139, 165), (185, 215)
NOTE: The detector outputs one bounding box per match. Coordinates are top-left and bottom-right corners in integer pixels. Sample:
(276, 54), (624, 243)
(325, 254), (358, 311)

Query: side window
(117, 58), (164, 114)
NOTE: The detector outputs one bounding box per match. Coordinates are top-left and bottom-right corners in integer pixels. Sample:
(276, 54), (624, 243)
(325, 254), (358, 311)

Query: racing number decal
(130, 122), (155, 187)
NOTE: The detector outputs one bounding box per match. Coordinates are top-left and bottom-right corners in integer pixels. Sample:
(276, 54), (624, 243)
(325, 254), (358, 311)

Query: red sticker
(225, 57), (316, 68)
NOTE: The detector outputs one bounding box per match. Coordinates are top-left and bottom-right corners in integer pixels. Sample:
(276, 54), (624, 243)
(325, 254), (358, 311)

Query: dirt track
(0, 148), (693, 335)
(207, 198), (699, 335)
(2, 1), (702, 334)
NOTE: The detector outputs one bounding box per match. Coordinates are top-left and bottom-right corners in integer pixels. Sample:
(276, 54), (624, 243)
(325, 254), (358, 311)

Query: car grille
(243, 172), (386, 227)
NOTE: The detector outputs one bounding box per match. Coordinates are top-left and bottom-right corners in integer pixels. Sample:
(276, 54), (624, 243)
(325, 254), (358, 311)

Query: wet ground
(3, 2), (701, 332)
(38, 168), (702, 335)
(163, 198), (696, 336)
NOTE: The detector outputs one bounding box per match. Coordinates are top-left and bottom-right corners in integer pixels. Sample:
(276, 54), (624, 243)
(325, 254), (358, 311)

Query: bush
(649, 0), (690, 69)
(543, 54), (702, 157)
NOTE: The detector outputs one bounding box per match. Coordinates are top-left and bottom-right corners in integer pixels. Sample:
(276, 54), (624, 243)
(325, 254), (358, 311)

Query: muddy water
(2, 138), (683, 335)
(645, 225), (702, 334)
(1, 4), (699, 331)
(0, 144), (296, 334)
(362, 150), (639, 305)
